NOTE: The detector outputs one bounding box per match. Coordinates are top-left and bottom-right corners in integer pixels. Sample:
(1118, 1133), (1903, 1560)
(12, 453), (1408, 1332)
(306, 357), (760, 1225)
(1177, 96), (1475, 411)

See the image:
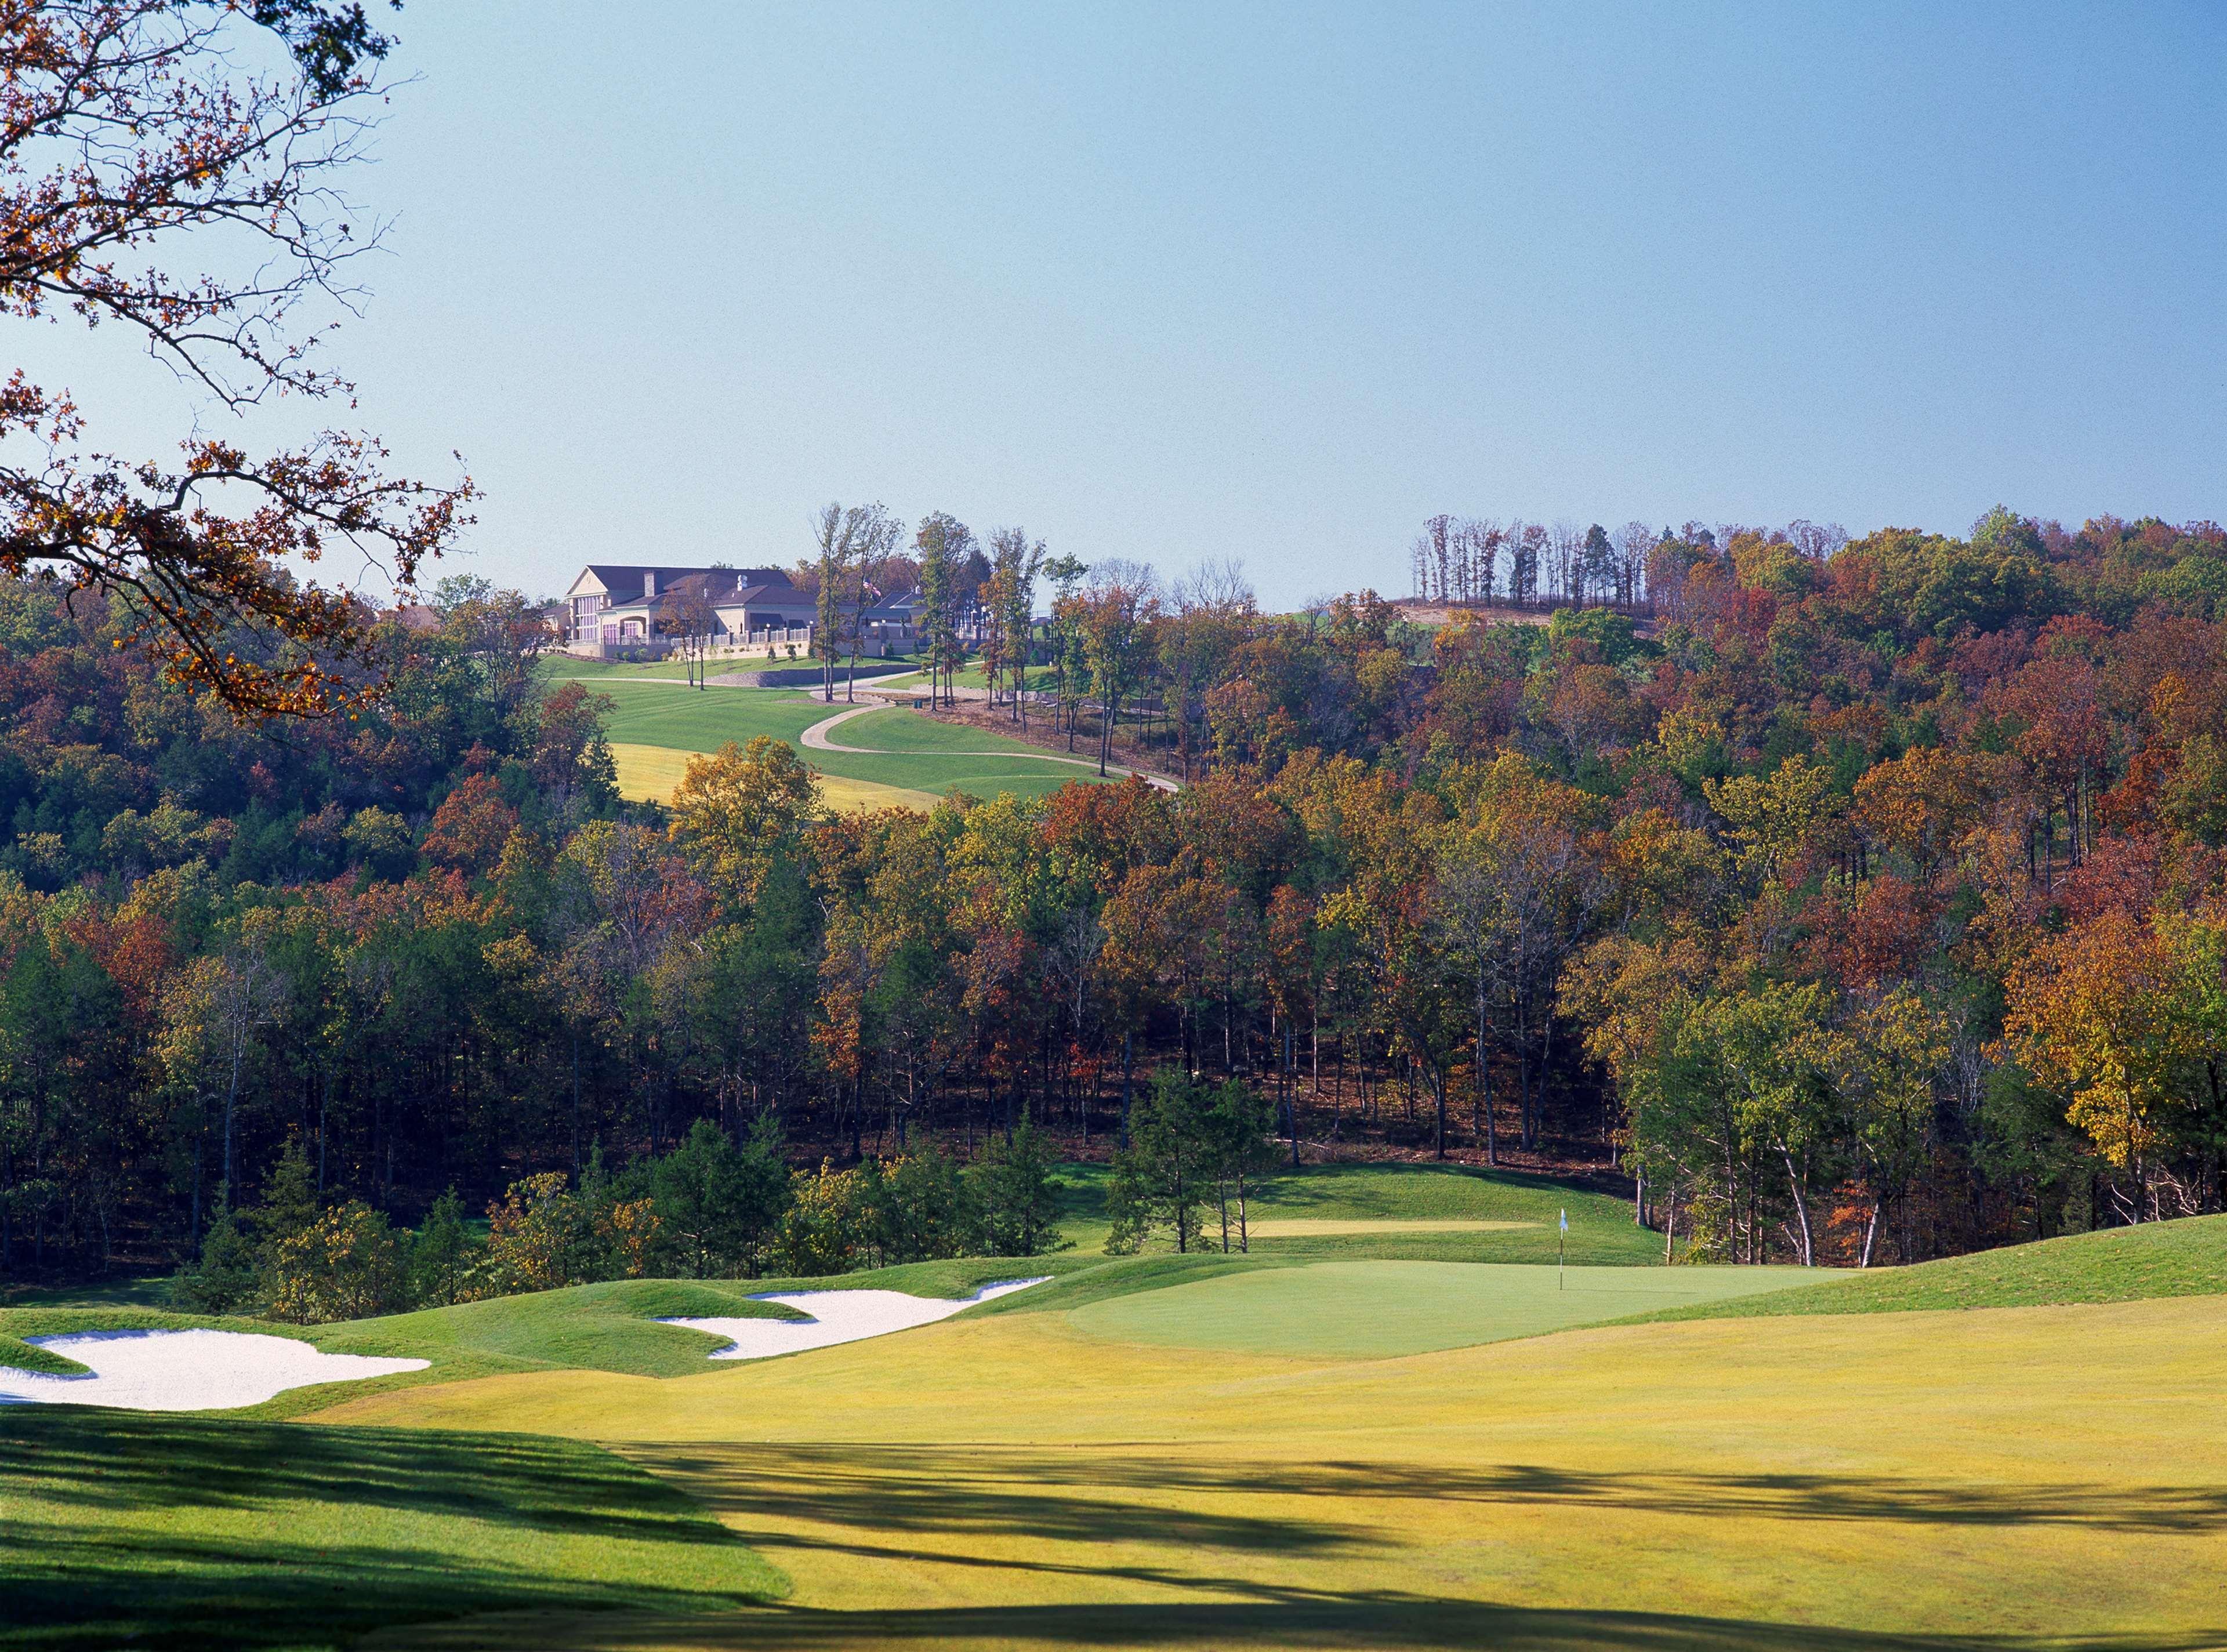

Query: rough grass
(1628, 1211), (2227, 1326)
(0, 1410), (785, 1649)
(1064, 1258), (1816, 1359)
(318, 1292), (2227, 1651)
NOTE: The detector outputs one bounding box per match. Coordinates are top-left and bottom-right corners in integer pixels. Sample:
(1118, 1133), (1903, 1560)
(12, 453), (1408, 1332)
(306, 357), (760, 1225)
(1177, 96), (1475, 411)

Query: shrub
(967, 1122), (1067, 1257)
(648, 1116), (792, 1278)
(171, 1198), (260, 1313)
(407, 1189), (474, 1307)
(267, 1201), (408, 1324)
(477, 1161), (666, 1295)
(780, 1161), (864, 1276)
(859, 1149), (973, 1266)
(481, 1171), (598, 1293)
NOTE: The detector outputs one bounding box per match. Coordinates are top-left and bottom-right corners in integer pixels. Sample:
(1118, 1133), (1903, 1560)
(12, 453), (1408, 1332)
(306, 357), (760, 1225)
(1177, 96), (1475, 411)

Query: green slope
(586, 680), (1112, 801)
(1634, 1212), (2227, 1326)
(0, 1257), (1098, 1406)
(1065, 1258), (1816, 1359)
(0, 1411), (784, 1649)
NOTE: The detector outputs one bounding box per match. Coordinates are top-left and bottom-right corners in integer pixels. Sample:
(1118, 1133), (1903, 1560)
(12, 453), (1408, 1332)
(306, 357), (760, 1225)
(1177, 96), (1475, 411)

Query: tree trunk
(1476, 992), (1496, 1167)
(1782, 1148), (1816, 1266)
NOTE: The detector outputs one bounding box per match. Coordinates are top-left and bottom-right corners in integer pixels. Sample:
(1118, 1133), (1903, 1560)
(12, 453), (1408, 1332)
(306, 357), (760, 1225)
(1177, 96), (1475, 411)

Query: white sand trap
(0, 1328), (429, 1413)
(662, 1277), (1049, 1361)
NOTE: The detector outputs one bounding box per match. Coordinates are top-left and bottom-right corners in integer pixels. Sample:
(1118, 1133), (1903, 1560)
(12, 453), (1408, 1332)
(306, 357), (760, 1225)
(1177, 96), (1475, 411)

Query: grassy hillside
(610, 742), (942, 812)
(0, 1411), (784, 1649)
(316, 1288), (2227, 1650)
(586, 680), (1112, 803)
(1631, 1212), (2227, 1327)
(14, 1205), (2227, 1647)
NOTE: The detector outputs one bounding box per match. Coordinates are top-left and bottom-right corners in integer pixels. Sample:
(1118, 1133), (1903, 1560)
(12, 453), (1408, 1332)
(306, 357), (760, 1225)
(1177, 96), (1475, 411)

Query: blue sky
(32, 2), (2227, 607)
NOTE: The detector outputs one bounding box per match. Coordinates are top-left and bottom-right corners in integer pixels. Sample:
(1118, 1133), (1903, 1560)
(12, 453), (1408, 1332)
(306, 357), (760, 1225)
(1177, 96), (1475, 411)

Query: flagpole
(1558, 1208), (1565, 1290)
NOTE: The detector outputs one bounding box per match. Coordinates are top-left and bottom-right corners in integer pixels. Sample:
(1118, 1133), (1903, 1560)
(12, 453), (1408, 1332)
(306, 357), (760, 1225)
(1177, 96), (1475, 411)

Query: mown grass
(546, 658), (926, 684)
(610, 742), (942, 812)
(0, 1256), (1097, 1400)
(546, 659), (731, 680)
(20, 1206), (2223, 1649)
(1628, 1211), (2227, 1326)
(1062, 1258), (1815, 1359)
(588, 681), (1111, 803)
(0, 1163), (1648, 1388)
(1050, 1158), (1659, 1265)
(320, 1288), (2227, 1650)
(0, 1274), (172, 1310)
(0, 1410), (785, 1649)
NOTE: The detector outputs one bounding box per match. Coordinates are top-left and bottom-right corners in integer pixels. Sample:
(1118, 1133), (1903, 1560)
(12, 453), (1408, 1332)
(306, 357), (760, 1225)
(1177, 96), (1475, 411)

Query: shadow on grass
(628, 1442), (2227, 1544)
(628, 1441), (1380, 1566)
(1, 1413), (780, 1649)
(1, 1410), (741, 1543)
(369, 1598), (2227, 1651)
(3, 1534), (767, 1652)
(0, 1275), (173, 1311)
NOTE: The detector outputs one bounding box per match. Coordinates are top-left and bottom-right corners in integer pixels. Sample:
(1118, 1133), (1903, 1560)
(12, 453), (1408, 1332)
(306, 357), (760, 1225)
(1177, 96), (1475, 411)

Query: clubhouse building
(559, 564), (926, 660)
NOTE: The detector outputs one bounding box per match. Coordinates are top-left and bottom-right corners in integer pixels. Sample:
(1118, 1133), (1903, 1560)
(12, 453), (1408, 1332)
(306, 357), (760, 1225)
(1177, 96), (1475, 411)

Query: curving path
(800, 703), (1179, 793)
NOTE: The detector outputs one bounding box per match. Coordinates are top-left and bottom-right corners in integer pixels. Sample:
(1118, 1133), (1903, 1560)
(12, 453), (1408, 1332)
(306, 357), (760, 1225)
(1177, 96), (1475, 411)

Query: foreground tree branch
(0, 1), (474, 717)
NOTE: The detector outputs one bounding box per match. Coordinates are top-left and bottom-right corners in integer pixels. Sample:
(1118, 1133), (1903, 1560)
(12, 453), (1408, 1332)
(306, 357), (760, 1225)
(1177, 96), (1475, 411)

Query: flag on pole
(1558, 1210), (1566, 1288)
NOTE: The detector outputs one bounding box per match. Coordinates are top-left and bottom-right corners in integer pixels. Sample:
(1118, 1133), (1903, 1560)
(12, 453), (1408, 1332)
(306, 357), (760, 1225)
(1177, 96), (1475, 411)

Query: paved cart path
(800, 704), (1179, 791)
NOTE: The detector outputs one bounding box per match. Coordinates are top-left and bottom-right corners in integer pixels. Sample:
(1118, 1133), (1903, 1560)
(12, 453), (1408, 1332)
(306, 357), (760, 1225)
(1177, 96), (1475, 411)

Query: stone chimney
(643, 569), (657, 600)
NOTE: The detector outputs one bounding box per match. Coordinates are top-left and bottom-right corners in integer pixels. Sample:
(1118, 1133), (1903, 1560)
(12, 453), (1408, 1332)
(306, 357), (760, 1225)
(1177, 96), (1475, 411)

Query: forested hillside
(4, 506), (2226, 1284)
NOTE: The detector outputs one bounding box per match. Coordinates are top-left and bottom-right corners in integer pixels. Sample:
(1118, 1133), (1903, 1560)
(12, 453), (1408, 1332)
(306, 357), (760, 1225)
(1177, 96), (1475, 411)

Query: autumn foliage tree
(0, 1), (473, 717)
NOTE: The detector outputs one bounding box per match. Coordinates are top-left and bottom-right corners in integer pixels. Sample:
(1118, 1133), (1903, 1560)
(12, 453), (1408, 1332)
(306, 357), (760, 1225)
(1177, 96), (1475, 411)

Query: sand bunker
(0, 1328), (429, 1412)
(662, 1277), (1049, 1361)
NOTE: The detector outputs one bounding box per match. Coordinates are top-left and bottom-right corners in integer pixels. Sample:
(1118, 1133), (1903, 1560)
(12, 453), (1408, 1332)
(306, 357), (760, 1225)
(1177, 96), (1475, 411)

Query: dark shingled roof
(579, 565), (793, 604)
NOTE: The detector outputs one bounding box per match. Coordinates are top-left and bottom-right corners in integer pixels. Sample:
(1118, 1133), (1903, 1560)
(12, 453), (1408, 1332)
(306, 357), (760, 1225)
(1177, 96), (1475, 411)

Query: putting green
(1065, 1259), (1815, 1359)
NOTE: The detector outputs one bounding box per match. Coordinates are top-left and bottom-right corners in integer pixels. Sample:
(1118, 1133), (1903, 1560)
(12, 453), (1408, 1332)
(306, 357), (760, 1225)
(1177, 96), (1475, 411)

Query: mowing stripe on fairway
(317, 1295), (2227, 1651)
(1064, 1258), (1819, 1359)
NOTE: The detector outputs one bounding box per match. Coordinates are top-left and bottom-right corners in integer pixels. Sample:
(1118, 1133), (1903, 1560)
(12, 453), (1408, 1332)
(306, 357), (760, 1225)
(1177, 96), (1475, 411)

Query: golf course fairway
(300, 1265), (2226, 1650)
(580, 679), (1120, 805)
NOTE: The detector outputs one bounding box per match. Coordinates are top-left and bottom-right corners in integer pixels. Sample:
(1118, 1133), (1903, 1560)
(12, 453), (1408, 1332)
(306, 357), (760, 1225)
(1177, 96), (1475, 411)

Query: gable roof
(568, 565), (794, 604)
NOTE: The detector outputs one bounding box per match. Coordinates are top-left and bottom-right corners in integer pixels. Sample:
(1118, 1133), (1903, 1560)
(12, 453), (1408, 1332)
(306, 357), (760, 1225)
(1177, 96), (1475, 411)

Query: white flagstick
(1558, 1208), (1567, 1289)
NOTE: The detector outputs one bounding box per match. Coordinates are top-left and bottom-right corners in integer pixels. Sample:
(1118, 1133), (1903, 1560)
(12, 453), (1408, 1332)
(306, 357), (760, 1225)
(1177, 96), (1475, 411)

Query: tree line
(4, 504), (2227, 1283)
